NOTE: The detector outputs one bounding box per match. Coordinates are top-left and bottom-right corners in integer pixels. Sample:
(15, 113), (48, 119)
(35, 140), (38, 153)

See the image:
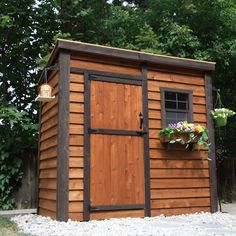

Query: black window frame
(161, 88), (193, 127)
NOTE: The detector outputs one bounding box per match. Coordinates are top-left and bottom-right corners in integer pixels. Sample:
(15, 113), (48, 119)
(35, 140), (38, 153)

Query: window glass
(165, 91), (176, 100)
(165, 101), (177, 109)
(177, 93), (188, 101)
(178, 102), (188, 110)
(177, 112), (188, 121)
(164, 90), (191, 126)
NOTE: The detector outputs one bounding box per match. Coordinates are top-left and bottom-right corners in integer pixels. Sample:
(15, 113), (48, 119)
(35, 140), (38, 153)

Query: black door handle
(139, 112), (143, 129)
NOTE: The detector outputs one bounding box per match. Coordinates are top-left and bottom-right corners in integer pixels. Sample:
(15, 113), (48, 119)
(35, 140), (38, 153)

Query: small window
(161, 89), (193, 126)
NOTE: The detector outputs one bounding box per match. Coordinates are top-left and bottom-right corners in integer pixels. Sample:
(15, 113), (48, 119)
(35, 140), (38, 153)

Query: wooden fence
(13, 149), (38, 209)
(217, 157), (236, 202)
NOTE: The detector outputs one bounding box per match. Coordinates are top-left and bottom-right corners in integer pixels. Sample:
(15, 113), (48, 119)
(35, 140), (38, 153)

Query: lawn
(0, 216), (30, 236)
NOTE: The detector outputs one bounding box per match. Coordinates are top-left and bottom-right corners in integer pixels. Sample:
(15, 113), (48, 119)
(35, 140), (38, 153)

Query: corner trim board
(141, 64), (151, 217)
(205, 73), (218, 212)
(56, 50), (70, 221)
(83, 71), (90, 221)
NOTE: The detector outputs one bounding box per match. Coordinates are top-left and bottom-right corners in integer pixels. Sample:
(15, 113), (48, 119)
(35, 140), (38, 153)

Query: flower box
(160, 132), (201, 144)
(159, 121), (210, 152)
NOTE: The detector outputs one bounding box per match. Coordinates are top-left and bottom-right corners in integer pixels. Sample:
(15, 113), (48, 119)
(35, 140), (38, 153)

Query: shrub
(0, 102), (38, 210)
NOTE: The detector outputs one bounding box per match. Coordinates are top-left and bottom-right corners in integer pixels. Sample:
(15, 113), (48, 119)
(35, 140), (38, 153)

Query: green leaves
(0, 102), (37, 210)
(0, 15), (10, 28)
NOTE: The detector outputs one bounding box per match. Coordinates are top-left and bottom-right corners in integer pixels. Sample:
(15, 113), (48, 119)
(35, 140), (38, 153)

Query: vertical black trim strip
(83, 72), (90, 221)
(160, 88), (166, 128)
(205, 73), (218, 212)
(141, 64), (151, 217)
(36, 104), (42, 214)
(57, 50), (70, 221)
(188, 91), (194, 123)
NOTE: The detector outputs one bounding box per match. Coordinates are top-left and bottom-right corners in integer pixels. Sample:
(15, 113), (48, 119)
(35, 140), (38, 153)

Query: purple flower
(168, 123), (177, 129)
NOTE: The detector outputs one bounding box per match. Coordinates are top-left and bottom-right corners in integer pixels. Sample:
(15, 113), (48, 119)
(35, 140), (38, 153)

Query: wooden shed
(38, 39), (218, 221)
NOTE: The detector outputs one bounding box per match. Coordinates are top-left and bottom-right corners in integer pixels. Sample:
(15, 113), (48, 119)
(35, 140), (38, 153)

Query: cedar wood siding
(147, 70), (211, 216)
(37, 40), (216, 220)
(69, 56), (145, 221)
(68, 55), (211, 220)
(38, 70), (59, 219)
(68, 72), (85, 221)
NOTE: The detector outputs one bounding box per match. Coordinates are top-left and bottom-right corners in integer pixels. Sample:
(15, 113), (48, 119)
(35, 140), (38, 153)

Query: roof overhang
(39, 39), (216, 84)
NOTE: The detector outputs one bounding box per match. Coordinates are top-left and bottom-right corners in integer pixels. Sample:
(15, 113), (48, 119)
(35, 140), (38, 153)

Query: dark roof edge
(57, 39), (215, 72)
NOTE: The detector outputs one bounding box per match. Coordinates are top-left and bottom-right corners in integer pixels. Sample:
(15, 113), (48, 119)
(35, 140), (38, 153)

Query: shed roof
(46, 39), (216, 72)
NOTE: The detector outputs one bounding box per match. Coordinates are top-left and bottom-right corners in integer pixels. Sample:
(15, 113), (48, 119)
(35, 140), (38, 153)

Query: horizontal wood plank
(40, 137), (57, 151)
(40, 169), (57, 179)
(149, 129), (159, 139)
(41, 96), (58, 115)
(39, 179), (57, 190)
(39, 208), (56, 219)
(68, 213), (83, 221)
(69, 146), (84, 157)
(150, 169), (209, 178)
(47, 72), (59, 88)
(70, 59), (141, 75)
(148, 92), (160, 101)
(147, 71), (204, 86)
(69, 168), (84, 178)
(69, 201), (83, 213)
(39, 189), (56, 201)
(70, 113), (84, 124)
(70, 83), (84, 92)
(69, 179), (84, 190)
(194, 113), (207, 123)
(193, 96), (206, 105)
(151, 207), (211, 216)
(70, 92), (84, 103)
(151, 178), (210, 189)
(40, 127), (57, 142)
(41, 106), (58, 124)
(193, 104), (206, 114)
(69, 190), (84, 201)
(69, 135), (84, 146)
(70, 103), (84, 113)
(41, 116), (57, 133)
(39, 199), (56, 212)
(69, 157), (84, 168)
(70, 73), (84, 83)
(151, 197), (211, 209)
(40, 158), (57, 169)
(148, 100), (161, 110)
(151, 188), (211, 199)
(70, 125), (84, 134)
(148, 81), (205, 97)
(149, 120), (161, 129)
(40, 147), (57, 160)
(90, 210), (144, 220)
(150, 149), (208, 159)
(150, 159), (209, 169)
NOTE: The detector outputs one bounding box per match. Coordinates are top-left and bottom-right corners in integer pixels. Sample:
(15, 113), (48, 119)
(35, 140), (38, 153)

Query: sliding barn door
(88, 74), (146, 219)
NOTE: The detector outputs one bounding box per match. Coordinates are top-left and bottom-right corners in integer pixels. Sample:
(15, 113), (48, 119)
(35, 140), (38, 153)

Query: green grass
(0, 216), (30, 236)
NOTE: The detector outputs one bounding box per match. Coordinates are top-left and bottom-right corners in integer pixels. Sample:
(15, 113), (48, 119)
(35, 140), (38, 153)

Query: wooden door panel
(90, 134), (144, 206)
(90, 81), (142, 130)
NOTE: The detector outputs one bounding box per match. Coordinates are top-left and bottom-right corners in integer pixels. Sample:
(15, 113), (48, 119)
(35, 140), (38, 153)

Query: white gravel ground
(12, 212), (236, 236)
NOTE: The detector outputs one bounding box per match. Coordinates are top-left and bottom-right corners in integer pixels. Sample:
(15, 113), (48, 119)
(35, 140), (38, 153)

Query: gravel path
(12, 212), (236, 236)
